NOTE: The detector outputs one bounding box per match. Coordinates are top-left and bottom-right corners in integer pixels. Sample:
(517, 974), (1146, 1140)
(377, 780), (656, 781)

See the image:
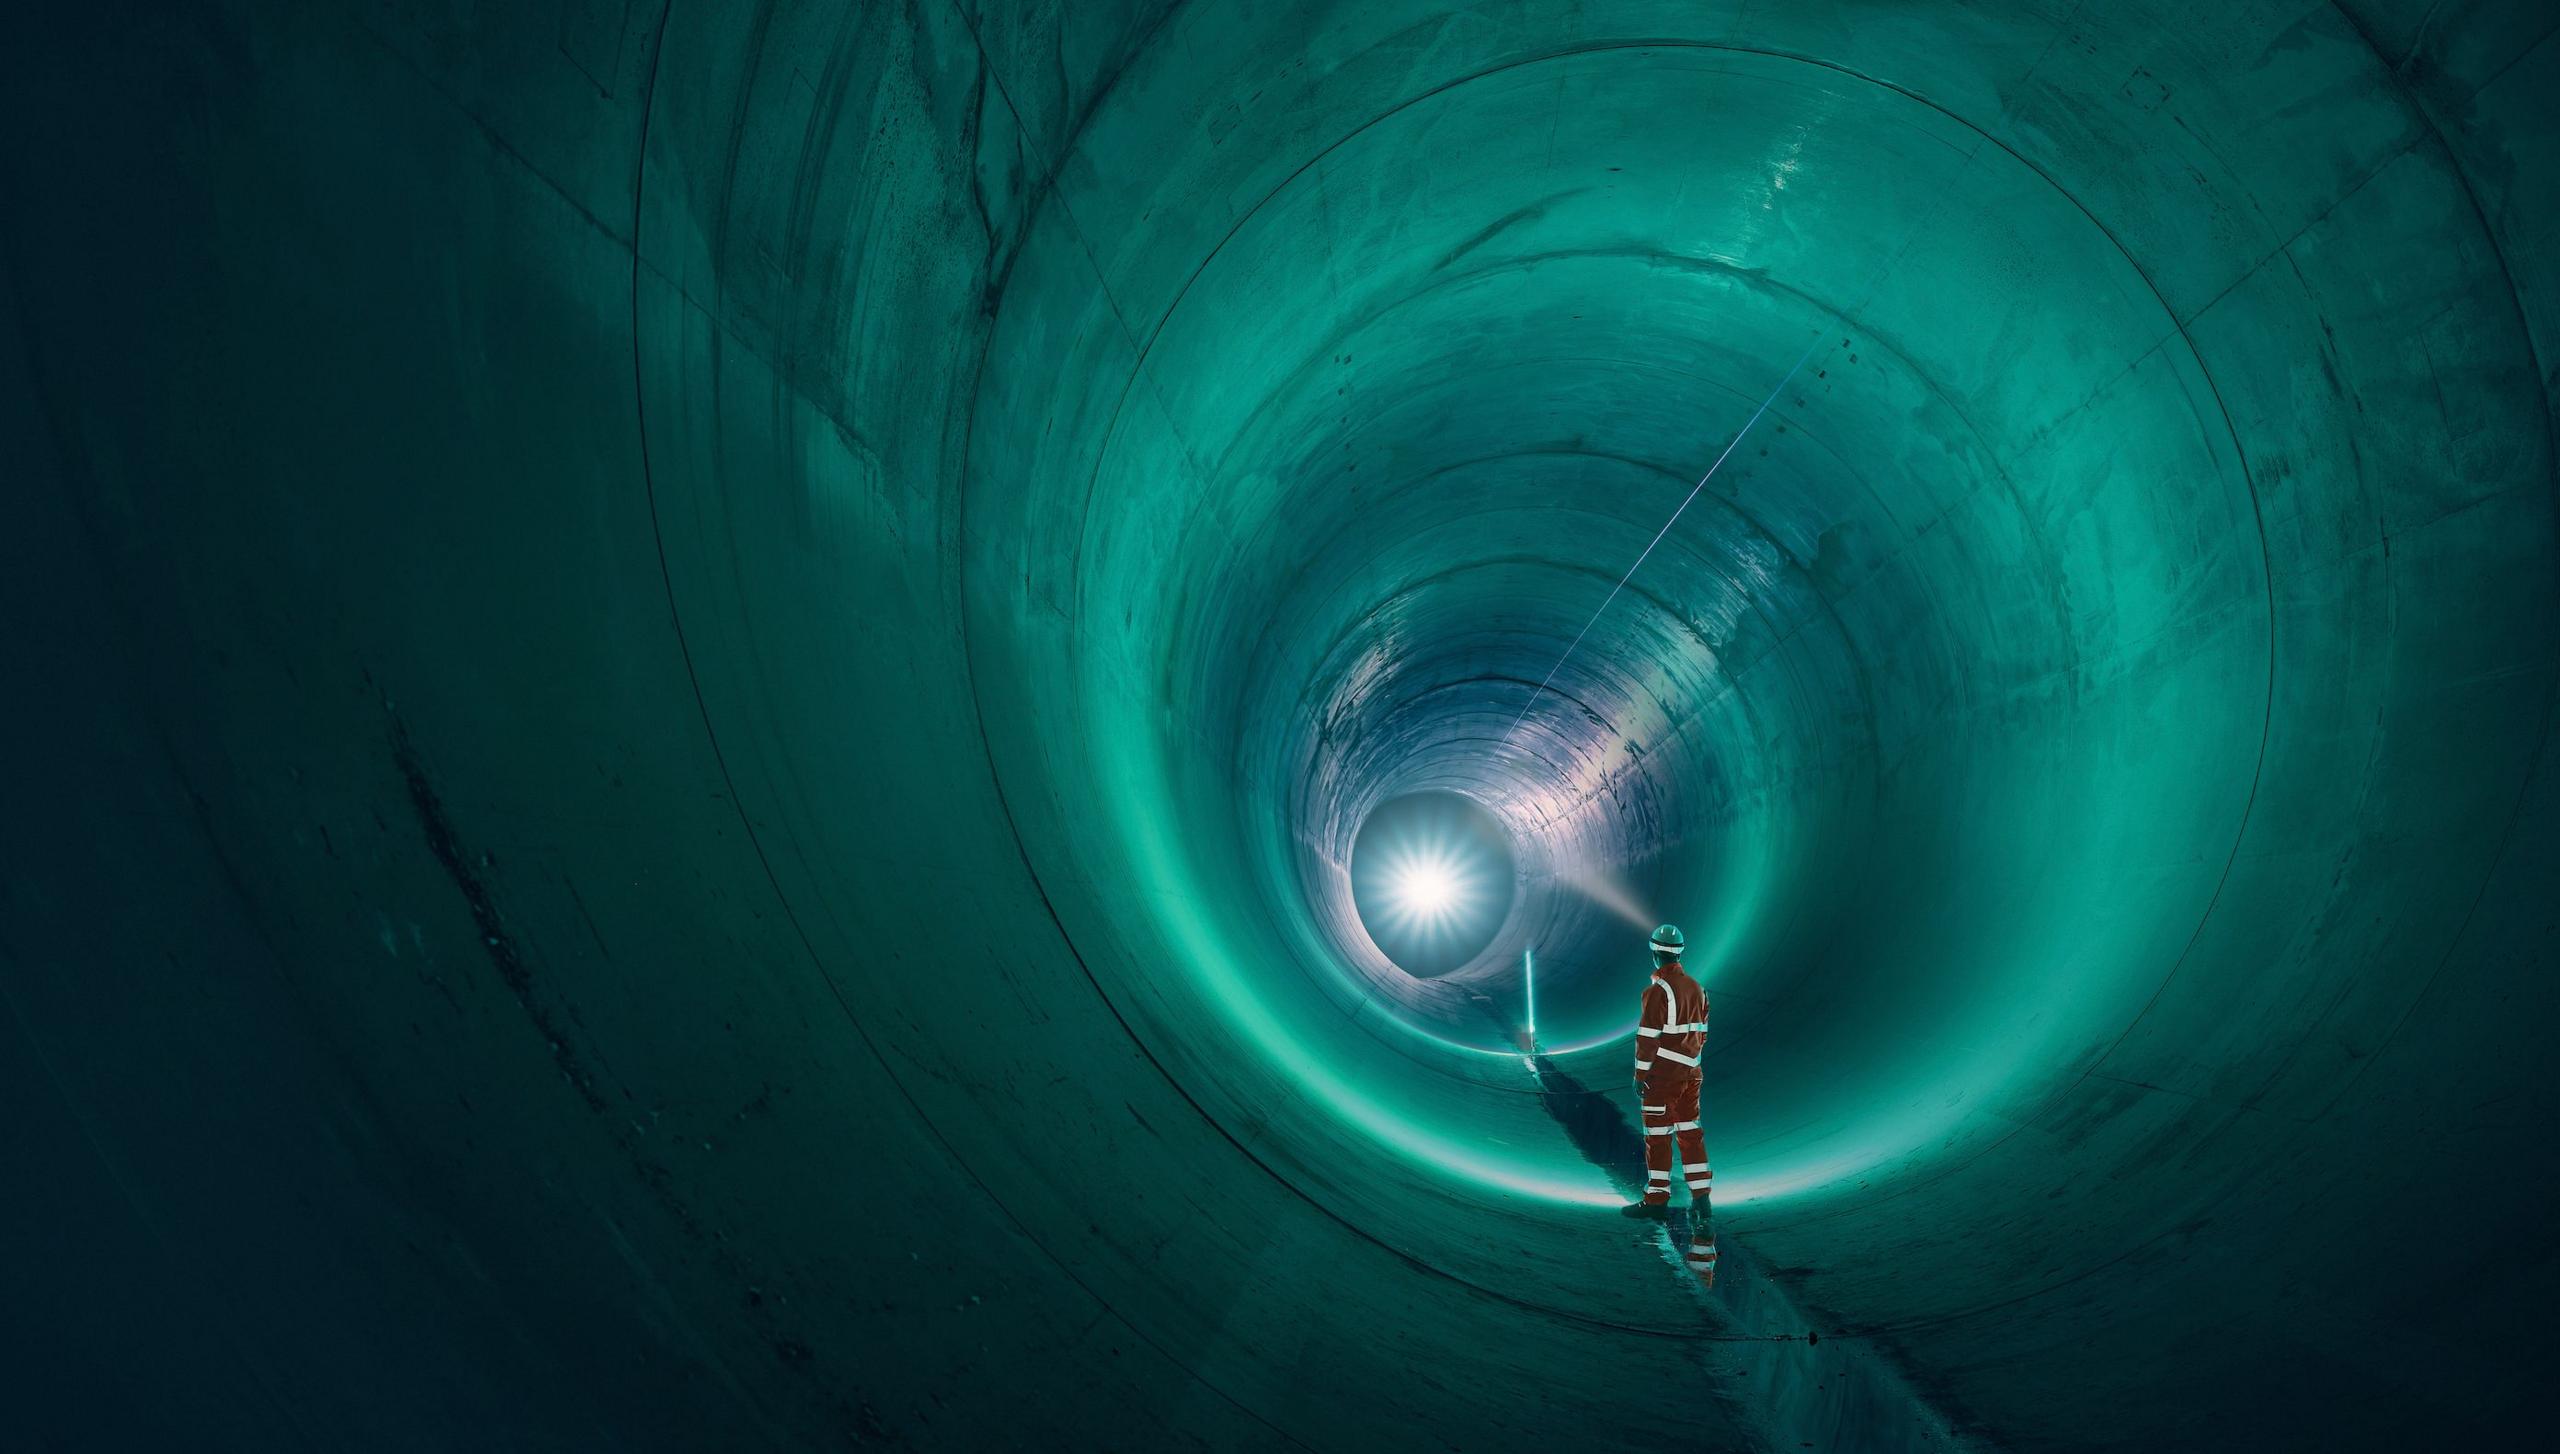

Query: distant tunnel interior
(4, 2), (2557, 1450)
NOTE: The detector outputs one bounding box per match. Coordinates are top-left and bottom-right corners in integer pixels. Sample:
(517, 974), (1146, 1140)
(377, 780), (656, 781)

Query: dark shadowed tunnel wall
(3, 1), (2556, 1450)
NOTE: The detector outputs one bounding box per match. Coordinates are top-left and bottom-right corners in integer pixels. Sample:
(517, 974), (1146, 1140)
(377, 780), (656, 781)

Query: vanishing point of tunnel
(4, 2), (2557, 1450)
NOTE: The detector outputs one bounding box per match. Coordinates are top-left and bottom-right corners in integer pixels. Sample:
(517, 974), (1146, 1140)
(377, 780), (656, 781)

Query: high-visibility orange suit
(1634, 956), (1711, 1210)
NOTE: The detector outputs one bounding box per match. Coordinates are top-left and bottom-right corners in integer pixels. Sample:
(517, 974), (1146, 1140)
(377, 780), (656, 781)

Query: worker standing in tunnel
(1623, 924), (1716, 1281)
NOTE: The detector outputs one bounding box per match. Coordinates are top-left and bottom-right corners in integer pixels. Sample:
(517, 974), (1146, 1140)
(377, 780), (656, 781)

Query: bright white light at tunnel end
(1391, 856), (1462, 919)
(1366, 842), (1484, 941)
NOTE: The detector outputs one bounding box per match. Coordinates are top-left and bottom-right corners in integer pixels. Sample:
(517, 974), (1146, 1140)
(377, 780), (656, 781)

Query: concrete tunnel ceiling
(3, 1), (2556, 1451)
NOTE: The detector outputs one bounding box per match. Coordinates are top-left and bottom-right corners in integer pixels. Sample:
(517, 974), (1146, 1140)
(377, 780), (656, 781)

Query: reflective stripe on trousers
(1637, 1073), (1710, 1205)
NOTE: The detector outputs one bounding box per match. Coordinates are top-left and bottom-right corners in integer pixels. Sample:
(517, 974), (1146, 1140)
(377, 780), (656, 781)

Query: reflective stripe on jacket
(1634, 959), (1709, 1078)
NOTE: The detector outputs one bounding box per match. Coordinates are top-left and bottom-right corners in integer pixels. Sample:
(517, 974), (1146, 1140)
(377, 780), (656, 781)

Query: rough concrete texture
(3, 1), (2555, 1450)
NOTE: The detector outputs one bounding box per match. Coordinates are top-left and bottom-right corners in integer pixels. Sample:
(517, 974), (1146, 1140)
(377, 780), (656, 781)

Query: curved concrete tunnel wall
(3, 1), (2556, 1450)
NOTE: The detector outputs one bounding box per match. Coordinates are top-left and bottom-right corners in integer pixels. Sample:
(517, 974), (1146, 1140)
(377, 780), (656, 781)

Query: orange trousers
(1639, 1074), (1710, 1205)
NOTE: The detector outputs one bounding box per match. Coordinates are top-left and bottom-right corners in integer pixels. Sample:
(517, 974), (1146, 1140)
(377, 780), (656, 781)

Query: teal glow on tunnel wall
(966, 35), (2277, 1213)
(4, 1), (2557, 1451)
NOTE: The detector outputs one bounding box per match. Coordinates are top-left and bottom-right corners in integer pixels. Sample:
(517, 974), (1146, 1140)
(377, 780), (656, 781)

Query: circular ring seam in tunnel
(613, 7), (808, 1431)
(1284, 537), (1827, 854)
(952, 45), (2088, 1341)
(1281, 673), (1652, 1075)
(1292, 450), (1889, 841)
(1483, 475), (1893, 1027)
(1206, 254), (2052, 566)
(1263, 479), (1881, 1080)
(946, 619), (1789, 1341)
(969, 26), (2277, 1309)
(1240, 479), (1872, 1074)
(938, 55), (1827, 1347)
(620, 9), (1327, 1438)
(1115, 126), (2210, 1125)
(2286, 0), (2560, 1115)
(945, 350), (1811, 1335)
(1750, 0), (2560, 1311)
(1386, 41), (2292, 1238)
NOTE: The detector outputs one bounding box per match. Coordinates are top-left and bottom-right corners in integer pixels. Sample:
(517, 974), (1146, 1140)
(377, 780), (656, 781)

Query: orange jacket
(1635, 959), (1709, 1080)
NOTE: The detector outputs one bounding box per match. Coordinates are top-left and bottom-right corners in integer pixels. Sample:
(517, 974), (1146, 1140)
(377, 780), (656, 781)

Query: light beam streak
(1502, 333), (1831, 746)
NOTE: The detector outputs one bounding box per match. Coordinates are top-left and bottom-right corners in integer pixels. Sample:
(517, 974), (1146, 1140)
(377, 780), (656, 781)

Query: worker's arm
(1633, 978), (1669, 1080)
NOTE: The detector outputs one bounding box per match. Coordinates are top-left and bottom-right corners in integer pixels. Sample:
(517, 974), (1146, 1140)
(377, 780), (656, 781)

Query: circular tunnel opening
(969, 36), (2291, 1213)
(1345, 789), (1518, 977)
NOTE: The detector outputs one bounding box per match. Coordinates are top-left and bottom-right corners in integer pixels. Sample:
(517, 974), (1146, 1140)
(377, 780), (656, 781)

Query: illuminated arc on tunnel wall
(967, 41), (2260, 1212)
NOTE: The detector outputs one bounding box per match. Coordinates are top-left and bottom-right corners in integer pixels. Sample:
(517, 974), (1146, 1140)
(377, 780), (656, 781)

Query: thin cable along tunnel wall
(2, 1), (2555, 1451)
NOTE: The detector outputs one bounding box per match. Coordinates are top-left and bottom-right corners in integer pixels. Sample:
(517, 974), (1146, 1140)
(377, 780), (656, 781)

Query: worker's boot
(1619, 1200), (1669, 1220)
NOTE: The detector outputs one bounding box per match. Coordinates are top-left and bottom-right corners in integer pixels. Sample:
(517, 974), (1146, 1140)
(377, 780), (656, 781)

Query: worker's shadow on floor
(1525, 1054), (1713, 1244)
(1525, 1053), (1651, 1193)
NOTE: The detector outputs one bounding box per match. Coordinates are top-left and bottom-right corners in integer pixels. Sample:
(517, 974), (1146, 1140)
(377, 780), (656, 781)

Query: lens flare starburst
(1348, 792), (1517, 977)
(1381, 848), (1470, 931)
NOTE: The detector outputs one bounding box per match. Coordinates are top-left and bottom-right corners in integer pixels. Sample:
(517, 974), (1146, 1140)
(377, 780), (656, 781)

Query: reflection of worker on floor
(1623, 924), (1714, 1280)
(1684, 1220), (1717, 1286)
